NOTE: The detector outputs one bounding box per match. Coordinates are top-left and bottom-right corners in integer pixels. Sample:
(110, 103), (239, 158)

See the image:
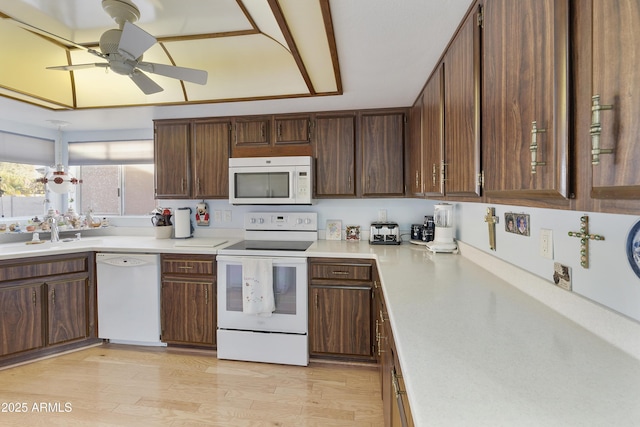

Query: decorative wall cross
(567, 215), (605, 268)
(484, 207), (498, 251)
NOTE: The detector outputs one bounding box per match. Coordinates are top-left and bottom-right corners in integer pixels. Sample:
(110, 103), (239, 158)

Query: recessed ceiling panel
(279, 0), (338, 93)
(170, 34), (308, 101)
(0, 0), (339, 109)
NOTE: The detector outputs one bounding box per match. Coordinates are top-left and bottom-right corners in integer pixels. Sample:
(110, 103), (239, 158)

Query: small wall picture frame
(505, 212), (530, 236)
(346, 225), (361, 242)
(326, 220), (342, 240)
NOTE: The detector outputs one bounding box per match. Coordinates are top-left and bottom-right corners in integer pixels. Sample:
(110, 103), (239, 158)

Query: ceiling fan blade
(47, 63), (109, 71)
(129, 70), (163, 95)
(118, 21), (157, 61)
(138, 62), (208, 85)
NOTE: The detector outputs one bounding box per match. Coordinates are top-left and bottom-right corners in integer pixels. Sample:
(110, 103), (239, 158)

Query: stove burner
(224, 240), (314, 252)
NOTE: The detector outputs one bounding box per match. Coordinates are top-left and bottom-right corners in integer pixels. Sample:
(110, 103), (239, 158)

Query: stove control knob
(249, 218), (257, 224)
(258, 218), (265, 224)
(296, 218), (303, 224)
(304, 218), (312, 225)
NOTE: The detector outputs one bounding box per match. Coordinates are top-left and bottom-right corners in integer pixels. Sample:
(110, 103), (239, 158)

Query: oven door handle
(216, 255), (308, 264)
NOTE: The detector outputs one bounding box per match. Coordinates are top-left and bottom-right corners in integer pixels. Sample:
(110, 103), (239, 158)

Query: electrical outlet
(224, 210), (232, 222)
(214, 210), (222, 222)
(540, 228), (553, 259)
(553, 262), (572, 291)
(378, 209), (387, 222)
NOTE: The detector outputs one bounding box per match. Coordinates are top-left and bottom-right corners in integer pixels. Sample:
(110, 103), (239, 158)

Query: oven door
(217, 255), (307, 334)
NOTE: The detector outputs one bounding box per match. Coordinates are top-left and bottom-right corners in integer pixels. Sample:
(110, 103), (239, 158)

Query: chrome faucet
(48, 217), (59, 243)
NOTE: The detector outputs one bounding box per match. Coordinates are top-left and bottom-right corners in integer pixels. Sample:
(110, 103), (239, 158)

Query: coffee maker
(425, 203), (457, 253)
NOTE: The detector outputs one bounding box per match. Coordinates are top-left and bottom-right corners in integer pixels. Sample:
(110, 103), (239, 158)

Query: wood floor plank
(0, 344), (383, 426)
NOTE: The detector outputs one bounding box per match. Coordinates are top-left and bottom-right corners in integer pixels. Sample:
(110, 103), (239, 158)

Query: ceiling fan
(46, 0), (208, 94)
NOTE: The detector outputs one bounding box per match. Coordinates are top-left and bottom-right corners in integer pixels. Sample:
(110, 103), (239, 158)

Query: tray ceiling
(0, 0), (340, 110)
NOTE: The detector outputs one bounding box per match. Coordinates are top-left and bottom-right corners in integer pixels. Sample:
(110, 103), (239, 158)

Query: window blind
(0, 131), (54, 165)
(68, 140), (154, 165)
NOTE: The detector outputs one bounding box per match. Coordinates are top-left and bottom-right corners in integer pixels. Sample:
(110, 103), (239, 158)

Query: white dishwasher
(96, 253), (165, 346)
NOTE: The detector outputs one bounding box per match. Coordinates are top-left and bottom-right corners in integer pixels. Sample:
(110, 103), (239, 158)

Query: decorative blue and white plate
(626, 219), (640, 279)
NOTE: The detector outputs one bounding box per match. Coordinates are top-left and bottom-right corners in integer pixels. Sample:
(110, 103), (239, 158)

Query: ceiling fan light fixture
(102, 0), (140, 27)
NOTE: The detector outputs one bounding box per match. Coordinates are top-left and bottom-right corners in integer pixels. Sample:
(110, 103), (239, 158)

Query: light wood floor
(0, 344), (383, 426)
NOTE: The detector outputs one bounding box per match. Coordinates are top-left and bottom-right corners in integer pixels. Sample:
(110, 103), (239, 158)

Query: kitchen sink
(0, 238), (102, 254)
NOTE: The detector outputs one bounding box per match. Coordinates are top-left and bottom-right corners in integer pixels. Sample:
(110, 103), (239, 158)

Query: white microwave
(228, 156), (313, 205)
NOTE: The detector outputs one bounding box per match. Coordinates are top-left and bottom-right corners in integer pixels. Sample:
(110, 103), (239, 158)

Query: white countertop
(2, 236), (639, 426)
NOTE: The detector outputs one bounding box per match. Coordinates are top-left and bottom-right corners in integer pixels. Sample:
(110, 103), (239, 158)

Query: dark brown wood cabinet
(160, 254), (216, 347)
(374, 266), (414, 427)
(0, 253), (96, 367)
(308, 258), (374, 360)
(314, 113), (357, 197)
(231, 114), (312, 157)
(0, 283), (44, 356)
(444, 3), (482, 197)
(360, 110), (406, 197)
(482, 0), (570, 201)
(572, 0), (640, 214)
(421, 64), (445, 197)
(154, 120), (191, 198)
(47, 276), (89, 346)
(154, 119), (231, 199)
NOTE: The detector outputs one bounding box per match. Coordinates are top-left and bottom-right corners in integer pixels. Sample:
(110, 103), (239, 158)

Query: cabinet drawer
(0, 255), (89, 283)
(310, 262), (371, 281)
(162, 256), (215, 276)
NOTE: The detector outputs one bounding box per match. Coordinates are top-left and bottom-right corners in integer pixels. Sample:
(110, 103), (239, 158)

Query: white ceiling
(0, 0), (472, 133)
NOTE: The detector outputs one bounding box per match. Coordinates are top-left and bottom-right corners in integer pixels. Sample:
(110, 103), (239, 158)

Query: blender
(426, 203), (458, 253)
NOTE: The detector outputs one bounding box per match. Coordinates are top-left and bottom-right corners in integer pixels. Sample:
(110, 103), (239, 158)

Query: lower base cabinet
(308, 258), (374, 360)
(375, 266), (414, 427)
(0, 253), (97, 367)
(160, 254), (216, 347)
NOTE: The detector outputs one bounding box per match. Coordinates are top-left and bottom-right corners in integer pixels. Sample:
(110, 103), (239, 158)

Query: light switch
(540, 229), (553, 259)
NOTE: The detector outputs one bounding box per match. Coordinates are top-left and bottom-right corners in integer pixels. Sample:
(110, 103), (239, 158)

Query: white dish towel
(241, 257), (275, 316)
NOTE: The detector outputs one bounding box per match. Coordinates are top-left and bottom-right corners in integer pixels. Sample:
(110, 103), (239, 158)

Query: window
(0, 131), (53, 218)
(69, 140), (157, 216)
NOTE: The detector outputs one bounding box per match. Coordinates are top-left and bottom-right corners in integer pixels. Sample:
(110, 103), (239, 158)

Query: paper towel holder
(174, 207), (194, 239)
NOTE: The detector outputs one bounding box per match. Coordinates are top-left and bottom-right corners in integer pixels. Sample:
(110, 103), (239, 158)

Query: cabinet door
(407, 96), (424, 197)
(275, 117), (311, 145)
(234, 118), (270, 146)
(47, 277), (88, 346)
(590, 0), (640, 199)
(309, 286), (372, 357)
(192, 120), (231, 199)
(154, 121), (191, 198)
(482, 0), (570, 199)
(0, 284), (44, 356)
(360, 112), (406, 197)
(161, 280), (215, 346)
(422, 65), (445, 196)
(444, 5), (481, 197)
(314, 115), (357, 197)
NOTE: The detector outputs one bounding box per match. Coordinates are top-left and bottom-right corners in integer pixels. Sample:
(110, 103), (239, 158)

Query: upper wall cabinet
(589, 0), (640, 201)
(314, 113), (357, 198)
(482, 0), (570, 200)
(421, 65), (445, 197)
(360, 110), (406, 197)
(231, 114), (312, 158)
(443, 3), (482, 197)
(154, 119), (231, 200)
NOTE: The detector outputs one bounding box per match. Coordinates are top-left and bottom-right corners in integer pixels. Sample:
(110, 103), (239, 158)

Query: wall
(152, 198), (640, 324)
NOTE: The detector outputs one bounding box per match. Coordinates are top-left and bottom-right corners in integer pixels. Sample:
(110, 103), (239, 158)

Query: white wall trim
(458, 240), (640, 361)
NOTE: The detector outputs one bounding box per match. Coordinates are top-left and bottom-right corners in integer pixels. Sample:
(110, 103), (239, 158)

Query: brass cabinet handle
(277, 123), (282, 138)
(181, 178), (185, 192)
(314, 292), (319, 309)
(32, 290), (37, 305)
(51, 288), (55, 305)
(590, 95), (614, 165)
(204, 284), (208, 305)
(348, 175), (351, 190)
(331, 271), (349, 275)
(415, 170), (419, 189)
(432, 163), (437, 187)
(530, 120), (547, 174)
(392, 369), (405, 397)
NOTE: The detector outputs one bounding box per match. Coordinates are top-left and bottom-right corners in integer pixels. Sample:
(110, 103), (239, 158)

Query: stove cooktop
(223, 240), (314, 252)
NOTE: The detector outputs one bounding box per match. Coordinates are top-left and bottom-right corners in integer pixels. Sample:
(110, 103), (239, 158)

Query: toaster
(369, 222), (401, 245)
